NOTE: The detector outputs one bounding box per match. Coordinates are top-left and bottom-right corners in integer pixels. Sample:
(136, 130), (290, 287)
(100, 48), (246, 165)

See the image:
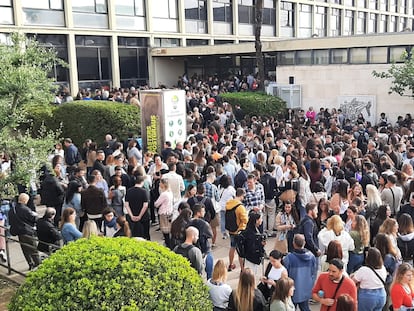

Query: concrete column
(64, 0), (73, 28)
(177, 0), (186, 45)
(207, 0), (214, 42)
(12, 0), (23, 26)
(67, 33), (79, 96)
(233, 0), (239, 38)
(110, 35), (120, 89)
(107, 0), (116, 30)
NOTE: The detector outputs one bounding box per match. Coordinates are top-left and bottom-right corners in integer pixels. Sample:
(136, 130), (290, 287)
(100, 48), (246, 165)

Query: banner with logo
(140, 90), (186, 154)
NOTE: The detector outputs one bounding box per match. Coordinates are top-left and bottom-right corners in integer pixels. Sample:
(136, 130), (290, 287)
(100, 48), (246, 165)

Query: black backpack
(234, 231), (247, 258)
(174, 244), (195, 261)
(225, 204), (241, 232)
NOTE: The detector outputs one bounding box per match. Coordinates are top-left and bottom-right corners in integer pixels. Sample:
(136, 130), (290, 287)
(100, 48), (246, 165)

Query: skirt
(159, 214), (171, 234)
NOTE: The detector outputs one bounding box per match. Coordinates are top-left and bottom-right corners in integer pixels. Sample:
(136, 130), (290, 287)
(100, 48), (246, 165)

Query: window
(356, 0), (365, 8)
(238, 0), (254, 24)
(389, 16), (397, 32)
(280, 1), (294, 37)
(152, 0), (177, 18)
(350, 47), (368, 63)
(313, 50), (329, 64)
(390, 46), (407, 62)
(76, 36), (111, 81)
(115, 0), (144, 16)
(368, 13), (377, 33)
(330, 8), (341, 36)
(187, 39), (209, 46)
(277, 51), (295, 65)
(185, 0), (207, 20)
(72, 0), (108, 28)
(22, 0), (64, 26)
(297, 50), (312, 65)
(315, 6), (327, 37)
(379, 14), (387, 33)
(331, 49), (348, 64)
(213, 0), (232, 22)
(153, 38), (180, 47)
(399, 0), (406, 13)
(368, 0), (376, 9)
(298, 4), (312, 38)
(356, 11), (366, 34)
(0, 0), (13, 25)
(263, 0), (276, 26)
(72, 0), (107, 13)
(343, 0), (354, 5)
(379, 0), (387, 11)
(118, 38), (148, 86)
(344, 10), (354, 35)
(399, 17), (407, 31)
(369, 47), (387, 63)
(389, 0), (397, 12)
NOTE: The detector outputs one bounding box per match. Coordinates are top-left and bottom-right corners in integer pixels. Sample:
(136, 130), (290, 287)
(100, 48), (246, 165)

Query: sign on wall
(337, 95), (376, 125)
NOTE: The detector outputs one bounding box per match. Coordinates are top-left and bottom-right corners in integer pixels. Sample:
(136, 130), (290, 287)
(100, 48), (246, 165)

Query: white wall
(152, 58), (185, 88)
(276, 64), (413, 124)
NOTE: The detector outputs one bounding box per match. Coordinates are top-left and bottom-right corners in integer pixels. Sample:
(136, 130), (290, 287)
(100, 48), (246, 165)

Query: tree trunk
(255, 0), (265, 91)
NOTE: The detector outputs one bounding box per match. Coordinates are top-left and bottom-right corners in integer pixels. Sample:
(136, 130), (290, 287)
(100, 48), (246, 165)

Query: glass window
(277, 51), (295, 65)
(389, 0), (397, 12)
(390, 46), (407, 62)
(369, 47), (387, 63)
(238, 3), (254, 24)
(379, 0), (387, 10)
(313, 49), (329, 64)
(356, 0), (365, 8)
(185, 0), (207, 20)
(368, 0), (376, 9)
(263, 7), (275, 25)
(0, 4), (13, 24)
(213, 0), (232, 22)
(153, 0), (177, 18)
(21, 0), (63, 10)
(330, 8), (341, 36)
(356, 11), (366, 34)
(72, 0), (107, 13)
(368, 13), (377, 33)
(399, 0), (406, 13)
(343, 0), (354, 5)
(389, 16), (397, 32)
(350, 47), (367, 63)
(116, 0), (145, 16)
(280, 1), (294, 37)
(76, 47), (111, 80)
(344, 10), (354, 35)
(315, 6), (327, 37)
(186, 39), (208, 46)
(379, 14), (387, 33)
(118, 37), (147, 46)
(21, 0), (64, 26)
(297, 50), (311, 65)
(331, 49), (348, 64)
(298, 4), (312, 37)
(153, 38), (180, 47)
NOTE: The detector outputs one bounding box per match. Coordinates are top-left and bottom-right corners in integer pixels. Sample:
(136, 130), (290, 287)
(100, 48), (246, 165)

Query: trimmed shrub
(221, 92), (285, 117)
(24, 101), (141, 146)
(9, 237), (212, 311)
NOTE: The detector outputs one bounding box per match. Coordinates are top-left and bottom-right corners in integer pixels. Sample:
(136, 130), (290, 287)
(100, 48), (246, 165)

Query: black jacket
(9, 203), (38, 236)
(37, 217), (62, 253)
(244, 226), (266, 265)
(40, 174), (64, 206)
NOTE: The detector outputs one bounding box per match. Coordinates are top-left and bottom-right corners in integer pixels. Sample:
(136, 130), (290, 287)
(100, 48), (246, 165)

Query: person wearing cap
(312, 258), (357, 311)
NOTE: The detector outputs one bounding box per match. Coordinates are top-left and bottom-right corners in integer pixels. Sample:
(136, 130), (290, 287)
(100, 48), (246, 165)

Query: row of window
(276, 46), (411, 66)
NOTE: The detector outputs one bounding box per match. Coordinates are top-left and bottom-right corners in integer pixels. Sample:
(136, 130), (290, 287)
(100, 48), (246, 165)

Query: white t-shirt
(206, 279), (232, 309)
(353, 266), (387, 289)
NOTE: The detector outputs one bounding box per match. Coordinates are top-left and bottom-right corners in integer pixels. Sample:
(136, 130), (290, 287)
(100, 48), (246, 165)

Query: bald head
(185, 226), (199, 244)
(18, 193), (30, 204)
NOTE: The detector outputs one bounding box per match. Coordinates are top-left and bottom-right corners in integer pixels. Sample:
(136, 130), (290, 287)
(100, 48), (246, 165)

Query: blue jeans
(220, 210), (226, 234)
(358, 288), (386, 311)
(294, 301), (310, 311)
(205, 251), (214, 279)
(347, 252), (364, 274)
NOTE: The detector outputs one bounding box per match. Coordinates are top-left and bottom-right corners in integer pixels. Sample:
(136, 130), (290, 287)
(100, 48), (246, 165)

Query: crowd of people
(1, 79), (414, 311)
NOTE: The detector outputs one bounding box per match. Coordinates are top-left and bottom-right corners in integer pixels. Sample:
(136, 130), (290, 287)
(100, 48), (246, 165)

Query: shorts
(230, 234), (237, 248)
(210, 213), (220, 228)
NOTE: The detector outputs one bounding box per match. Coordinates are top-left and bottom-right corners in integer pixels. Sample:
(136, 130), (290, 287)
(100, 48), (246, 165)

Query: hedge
(221, 92), (285, 117)
(9, 237), (212, 311)
(23, 101), (141, 146)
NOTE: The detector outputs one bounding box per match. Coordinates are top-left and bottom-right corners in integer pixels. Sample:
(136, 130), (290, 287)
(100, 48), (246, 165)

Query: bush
(9, 237), (212, 311)
(24, 101), (141, 146)
(221, 92), (285, 117)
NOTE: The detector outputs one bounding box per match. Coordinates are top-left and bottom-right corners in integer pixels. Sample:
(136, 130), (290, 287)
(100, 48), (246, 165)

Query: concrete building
(0, 0), (413, 122)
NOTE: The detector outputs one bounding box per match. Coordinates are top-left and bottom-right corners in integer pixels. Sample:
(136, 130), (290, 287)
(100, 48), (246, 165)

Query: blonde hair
(234, 268), (255, 311)
(354, 215), (370, 247)
(366, 184), (382, 207)
(379, 218), (398, 236)
(82, 220), (100, 238)
(327, 215), (344, 235)
(211, 259), (227, 283)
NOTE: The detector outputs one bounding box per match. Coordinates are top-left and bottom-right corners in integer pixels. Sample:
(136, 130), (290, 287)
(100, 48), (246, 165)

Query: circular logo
(171, 95), (179, 109)
(177, 119), (182, 125)
(169, 131), (174, 137)
(169, 120), (173, 126)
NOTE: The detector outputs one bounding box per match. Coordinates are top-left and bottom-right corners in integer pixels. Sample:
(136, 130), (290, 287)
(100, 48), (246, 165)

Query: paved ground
(0, 205), (321, 310)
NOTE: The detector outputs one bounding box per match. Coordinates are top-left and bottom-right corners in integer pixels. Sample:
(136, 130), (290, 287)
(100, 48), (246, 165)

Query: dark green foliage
(25, 101), (141, 146)
(221, 92), (285, 117)
(9, 237), (212, 311)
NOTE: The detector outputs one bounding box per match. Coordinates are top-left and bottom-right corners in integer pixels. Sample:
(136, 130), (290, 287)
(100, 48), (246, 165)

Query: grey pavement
(0, 205), (320, 310)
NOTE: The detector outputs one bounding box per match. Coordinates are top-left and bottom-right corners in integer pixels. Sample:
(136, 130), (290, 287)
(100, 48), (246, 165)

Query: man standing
(312, 258), (357, 311)
(187, 184), (216, 224)
(259, 166), (277, 236)
(162, 162), (185, 205)
(125, 175), (150, 240)
(380, 174), (404, 216)
(9, 193), (41, 270)
(92, 150), (106, 176)
(225, 188), (248, 272)
(189, 203), (214, 279)
(244, 174), (265, 215)
(64, 138), (80, 175)
(173, 226), (203, 275)
(203, 167), (220, 245)
(283, 234), (317, 311)
(234, 158), (250, 189)
(300, 203), (322, 257)
(81, 175), (107, 229)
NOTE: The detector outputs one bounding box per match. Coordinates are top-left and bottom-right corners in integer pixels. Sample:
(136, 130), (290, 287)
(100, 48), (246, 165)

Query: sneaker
(227, 264), (236, 272)
(0, 250), (6, 263)
(222, 233), (229, 239)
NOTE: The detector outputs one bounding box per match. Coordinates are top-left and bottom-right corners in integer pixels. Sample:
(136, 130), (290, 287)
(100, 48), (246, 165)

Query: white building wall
(276, 64), (413, 124)
(152, 58), (185, 88)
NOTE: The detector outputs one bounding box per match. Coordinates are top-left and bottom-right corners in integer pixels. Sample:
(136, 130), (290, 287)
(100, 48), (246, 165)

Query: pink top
(155, 191), (173, 215)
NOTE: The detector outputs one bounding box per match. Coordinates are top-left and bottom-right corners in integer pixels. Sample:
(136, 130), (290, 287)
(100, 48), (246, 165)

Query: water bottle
(318, 290), (325, 298)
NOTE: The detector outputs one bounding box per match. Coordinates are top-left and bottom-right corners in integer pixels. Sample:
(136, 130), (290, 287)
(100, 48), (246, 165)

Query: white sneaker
(0, 250), (6, 263)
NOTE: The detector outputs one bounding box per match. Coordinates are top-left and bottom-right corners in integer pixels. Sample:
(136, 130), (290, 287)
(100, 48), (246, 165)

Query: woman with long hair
(63, 180), (82, 228)
(318, 215), (355, 271)
(365, 184), (382, 224)
(316, 198), (332, 231)
(397, 213), (414, 265)
(379, 218), (402, 260)
(108, 175), (126, 217)
(113, 215), (131, 237)
(269, 277), (295, 311)
(258, 250), (288, 302)
(297, 164), (312, 211)
(275, 200), (299, 254)
(348, 215), (370, 274)
(82, 220), (100, 238)
(370, 204), (391, 245)
(374, 233), (398, 311)
(227, 268), (267, 311)
(352, 247), (387, 311)
(320, 240), (343, 272)
(336, 294), (356, 311)
(308, 158), (324, 193)
(206, 259), (232, 311)
(60, 207), (82, 244)
(330, 179), (350, 218)
(348, 182), (365, 205)
(244, 213), (266, 276)
(170, 207), (192, 250)
(154, 178), (173, 248)
(390, 263), (414, 311)
(218, 175), (236, 239)
(345, 205), (358, 233)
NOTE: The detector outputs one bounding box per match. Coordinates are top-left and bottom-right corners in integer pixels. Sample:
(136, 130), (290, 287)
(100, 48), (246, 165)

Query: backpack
(225, 203), (241, 232)
(174, 244), (195, 261)
(234, 231), (247, 258)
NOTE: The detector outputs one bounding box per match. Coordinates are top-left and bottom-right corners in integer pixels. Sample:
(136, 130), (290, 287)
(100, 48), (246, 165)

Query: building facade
(0, 0), (413, 120)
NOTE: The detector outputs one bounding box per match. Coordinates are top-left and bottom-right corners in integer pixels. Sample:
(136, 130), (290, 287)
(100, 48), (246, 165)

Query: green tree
(0, 33), (63, 198)
(372, 48), (414, 98)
